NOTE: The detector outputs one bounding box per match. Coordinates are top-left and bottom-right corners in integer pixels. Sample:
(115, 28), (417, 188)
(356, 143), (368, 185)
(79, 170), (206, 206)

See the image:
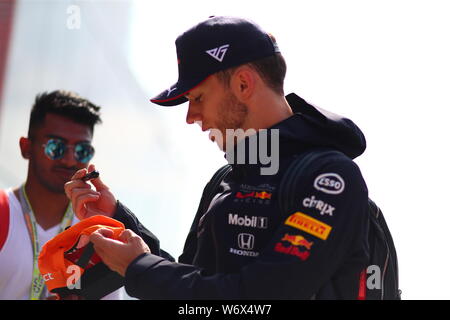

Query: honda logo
(238, 233), (255, 250)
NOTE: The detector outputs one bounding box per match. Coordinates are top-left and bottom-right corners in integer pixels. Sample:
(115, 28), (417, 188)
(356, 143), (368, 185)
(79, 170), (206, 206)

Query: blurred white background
(1, 0), (449, 299)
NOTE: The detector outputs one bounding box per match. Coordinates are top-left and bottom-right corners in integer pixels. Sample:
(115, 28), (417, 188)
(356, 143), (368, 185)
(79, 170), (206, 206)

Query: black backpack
(198, 149), (401, 300)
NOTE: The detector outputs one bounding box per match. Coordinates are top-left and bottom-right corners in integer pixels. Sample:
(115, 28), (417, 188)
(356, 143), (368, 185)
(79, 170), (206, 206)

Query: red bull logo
(281, 234), (314, 250)
(236, 191), (272, 200)
(274, 243), (310, 261)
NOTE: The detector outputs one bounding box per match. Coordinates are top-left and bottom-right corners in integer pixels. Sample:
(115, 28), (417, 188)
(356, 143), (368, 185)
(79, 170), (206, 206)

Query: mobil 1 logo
(228, 213), (268, 229)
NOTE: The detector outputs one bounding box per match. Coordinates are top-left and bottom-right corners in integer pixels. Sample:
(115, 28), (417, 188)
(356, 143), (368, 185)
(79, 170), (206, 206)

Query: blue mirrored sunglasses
(42, 139), (95, 163)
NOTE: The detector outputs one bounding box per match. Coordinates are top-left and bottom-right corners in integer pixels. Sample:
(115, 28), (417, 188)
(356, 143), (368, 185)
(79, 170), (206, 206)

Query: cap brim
(150, 76), (210, 107)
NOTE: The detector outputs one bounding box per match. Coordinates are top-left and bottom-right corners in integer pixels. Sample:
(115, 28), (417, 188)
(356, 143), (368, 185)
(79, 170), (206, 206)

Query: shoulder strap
(367, 199), (401, 300)
(0, 189), (10, 251)
(278, 149), (342, 216)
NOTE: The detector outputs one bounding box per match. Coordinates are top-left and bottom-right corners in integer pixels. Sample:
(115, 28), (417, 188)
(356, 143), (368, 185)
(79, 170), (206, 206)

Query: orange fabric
(38, 215), (125, 293)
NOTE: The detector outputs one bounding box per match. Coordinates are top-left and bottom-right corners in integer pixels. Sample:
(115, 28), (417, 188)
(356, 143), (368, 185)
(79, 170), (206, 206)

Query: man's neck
(13, 179), (70, 231)
(247, 91), (293, 131)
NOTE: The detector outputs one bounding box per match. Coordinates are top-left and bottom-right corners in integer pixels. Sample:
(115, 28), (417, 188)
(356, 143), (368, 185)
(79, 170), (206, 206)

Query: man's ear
(19, 137), (31, 159)
(231, 66), (256, 101)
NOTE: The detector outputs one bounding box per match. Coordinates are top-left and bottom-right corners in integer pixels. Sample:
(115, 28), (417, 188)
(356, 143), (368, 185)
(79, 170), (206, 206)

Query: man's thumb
(90, 228), (114, 247)
(87, 165), (109, 192)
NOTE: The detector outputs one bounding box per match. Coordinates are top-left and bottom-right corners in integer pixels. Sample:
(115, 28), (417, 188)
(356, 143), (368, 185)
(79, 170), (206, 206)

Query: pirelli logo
(285, 212), (332, 240)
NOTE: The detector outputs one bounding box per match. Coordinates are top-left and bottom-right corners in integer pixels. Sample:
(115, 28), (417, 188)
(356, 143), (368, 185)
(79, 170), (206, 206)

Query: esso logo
(314, 173), (345, 195)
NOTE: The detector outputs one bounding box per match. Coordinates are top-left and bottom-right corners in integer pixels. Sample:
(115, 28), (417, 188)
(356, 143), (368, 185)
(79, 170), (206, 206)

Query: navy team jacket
(113, 93), (370, 299)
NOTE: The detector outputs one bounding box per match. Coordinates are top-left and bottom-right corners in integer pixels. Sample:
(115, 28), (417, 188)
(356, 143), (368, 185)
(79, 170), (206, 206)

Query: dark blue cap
(150, 16), (280, 106)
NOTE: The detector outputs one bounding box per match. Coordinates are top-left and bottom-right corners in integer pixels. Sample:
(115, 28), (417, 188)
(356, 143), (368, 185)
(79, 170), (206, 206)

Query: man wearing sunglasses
(0, 90), (123, 299)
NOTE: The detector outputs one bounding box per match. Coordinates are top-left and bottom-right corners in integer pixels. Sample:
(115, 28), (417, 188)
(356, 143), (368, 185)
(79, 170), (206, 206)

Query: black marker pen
(82, 170), (99, 182)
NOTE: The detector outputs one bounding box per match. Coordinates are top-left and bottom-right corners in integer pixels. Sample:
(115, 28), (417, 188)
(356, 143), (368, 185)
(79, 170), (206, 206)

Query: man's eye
(195, 95), (203, 102)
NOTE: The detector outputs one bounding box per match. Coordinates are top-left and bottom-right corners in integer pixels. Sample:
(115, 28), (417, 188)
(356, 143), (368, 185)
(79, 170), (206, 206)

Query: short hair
(28, 90), (102, 138)
(215, 35), (287, 96)
(215, 53), (287, 96)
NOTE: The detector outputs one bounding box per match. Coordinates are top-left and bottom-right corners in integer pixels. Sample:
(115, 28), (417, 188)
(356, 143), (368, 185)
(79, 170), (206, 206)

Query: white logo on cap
(206, 44), (230, 62)
(167, 86), (177, 97)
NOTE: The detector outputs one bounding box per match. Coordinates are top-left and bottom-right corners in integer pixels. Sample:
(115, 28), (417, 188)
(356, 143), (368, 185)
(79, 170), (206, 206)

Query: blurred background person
(1, 0), (450, 299)
(0, 90), (123, 299)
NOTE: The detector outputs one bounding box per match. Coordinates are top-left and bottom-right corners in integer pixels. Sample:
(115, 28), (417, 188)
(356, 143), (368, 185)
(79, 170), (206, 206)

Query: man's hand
(64, 164), (117, 220)
(89, 228), (151, 277)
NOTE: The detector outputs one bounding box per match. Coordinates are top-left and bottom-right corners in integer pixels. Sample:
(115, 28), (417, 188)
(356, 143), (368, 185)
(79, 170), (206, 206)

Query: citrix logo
(302, 196), (335, 216)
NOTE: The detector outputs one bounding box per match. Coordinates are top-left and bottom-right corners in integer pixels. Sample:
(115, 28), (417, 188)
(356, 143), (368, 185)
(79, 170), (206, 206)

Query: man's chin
(46, 183), (66, 194)
(212, 137), (225, 152)
(208, 129), (225, 151)
(38, 177), (67, 194)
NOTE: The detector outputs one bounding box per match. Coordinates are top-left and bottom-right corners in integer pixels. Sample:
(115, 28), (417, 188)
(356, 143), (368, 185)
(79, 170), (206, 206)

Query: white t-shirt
(0, 188), (124, 300)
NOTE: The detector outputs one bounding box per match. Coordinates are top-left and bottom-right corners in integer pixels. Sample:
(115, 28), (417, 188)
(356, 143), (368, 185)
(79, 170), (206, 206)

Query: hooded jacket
(114, 93), (370, 300)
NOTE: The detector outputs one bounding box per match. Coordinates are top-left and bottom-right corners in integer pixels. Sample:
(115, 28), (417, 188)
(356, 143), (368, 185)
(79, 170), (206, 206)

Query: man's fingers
(88, 228), (150, 276)
(90, 229), (124, 266)
(118, 229), (137, 243)
(71, 187), (100, 199)
(90, 228), (121, 246)
(64, 179), (91, 199)
(95, 227), (114, 238)
(73, 190), (100, 218)
(89, 175), (109, 192)
(71, 168), (89, 181)
(65, 166), (97, 199)
(90, 229), (118, 251)
(87, 163), (95, 173)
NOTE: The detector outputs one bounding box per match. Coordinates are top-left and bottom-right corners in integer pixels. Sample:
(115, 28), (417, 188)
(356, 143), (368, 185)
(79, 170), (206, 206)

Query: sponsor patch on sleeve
(274, 233), (314, 261)
(284, 212), (332, 240)
(313, 173), (345, 195)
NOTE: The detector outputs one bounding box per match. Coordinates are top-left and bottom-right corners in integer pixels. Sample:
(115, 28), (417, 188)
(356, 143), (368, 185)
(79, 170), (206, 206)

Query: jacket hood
(224, 93), (366, 168)
(274, 93), (366, 160)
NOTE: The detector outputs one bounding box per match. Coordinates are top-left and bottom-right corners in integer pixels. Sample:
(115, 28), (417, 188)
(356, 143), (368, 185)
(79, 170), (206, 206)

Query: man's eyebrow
(44, 134), (91, 143)
(45, 134), (67, 142)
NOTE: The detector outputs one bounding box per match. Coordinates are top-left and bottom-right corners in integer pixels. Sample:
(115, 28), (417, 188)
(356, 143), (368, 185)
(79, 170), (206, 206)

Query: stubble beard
(215, 91), (249, 152)
(30, 160), (66, 194)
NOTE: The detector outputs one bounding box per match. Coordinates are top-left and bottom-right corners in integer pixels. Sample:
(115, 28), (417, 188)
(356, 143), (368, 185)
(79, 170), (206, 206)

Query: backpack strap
(367, 199), (401, 300)
(0, 189), (10, 251)
(278, 149), (342, 216)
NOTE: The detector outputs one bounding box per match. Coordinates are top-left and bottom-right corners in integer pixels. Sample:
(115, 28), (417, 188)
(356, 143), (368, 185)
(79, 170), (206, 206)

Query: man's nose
(59, 146), (78, 167)
(186, 102), (203, 125)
